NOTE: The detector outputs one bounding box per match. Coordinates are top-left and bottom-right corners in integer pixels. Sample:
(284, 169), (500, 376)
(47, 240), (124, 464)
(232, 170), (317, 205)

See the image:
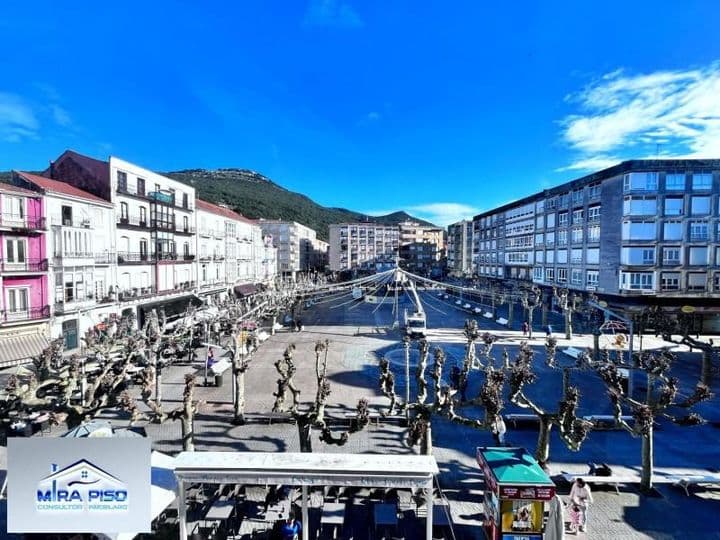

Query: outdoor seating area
(2, 409), (53, 437)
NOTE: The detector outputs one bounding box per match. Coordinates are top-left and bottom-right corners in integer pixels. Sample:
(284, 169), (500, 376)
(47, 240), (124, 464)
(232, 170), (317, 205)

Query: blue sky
(1, 1), (719, 226)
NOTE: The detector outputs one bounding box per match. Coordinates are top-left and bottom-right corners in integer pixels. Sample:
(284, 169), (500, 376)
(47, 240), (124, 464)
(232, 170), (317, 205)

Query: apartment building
(397, 220), (445, 275)
(0, 182), (50, 367)
(258, 220), (323, 277)
(196, 199), (227, 298)
(47, 150), (198, 325)
(328, 223), (400, 272)
(472, 159), (720, 329)
(447, 220), (473, 276)
(13, 173), (117, 349)
(255, 232), (278, 283)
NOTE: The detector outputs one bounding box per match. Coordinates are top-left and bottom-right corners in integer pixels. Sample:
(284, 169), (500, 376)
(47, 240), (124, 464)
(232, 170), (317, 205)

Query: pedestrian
(297, 318), (303, 332)
(545, 324), (553, 338)
(569, 478), (593, 533)
(280, 512), (302, 540)
(492, 414), (507, 446)
(206, 348), (216, 368)
(522, 321), (529, 336)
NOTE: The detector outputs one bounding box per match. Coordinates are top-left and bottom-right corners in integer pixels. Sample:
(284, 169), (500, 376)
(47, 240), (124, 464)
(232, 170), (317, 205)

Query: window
(571, 249), (582, 264)
(558, 212), (568, 226)
(665, 173), (685, 190)
(183, 242), (190, 257)
(557, 268), (567, 283)
(624, 172), (658, 191)
(622, 221), (656, 240)
(139, 206), (147, 225)
(661, 273), (680, 291)
(664, 221), (683, 240)
(620, 272), (654, 290)
(559, 194), (569, 207)
(5, 238), (26, 263)
(558, 230), (567, 246)
(586, 270), (599, 287)
(547, 197), (557, 209)
(586, 248), (600, 264)
(572, 209), (584, 224)
(5, 288), (29, 314)
(546, 213), (556, 228)
(535, 250), (544, 263)
(664, 197), (684, 216)
(535, 233), (544, 245)
(662, 247), (681, 266)
(183, 215), (189, 232)
(137, 178), (145, 196)
(61, 205), (72, 226)
(183, 193), (189, 209)
(691, 196), (710, 215)
(546, 231), (555, 245)
(689, 220), (709, 241)
(588, 183), (601, 198)
(572, 190), (584, 205)
(622, 247), (655, 265)
(535, 200), (545, 213)
(571, 228), (583, 244)
(687, 273), (707, 291)
(139, 240), (148, 260)
(692, 173), (712, 190)
(587, 224), (600, 242)
(117, 171), (127, 192)
(546, 250), (555, 263)
(120, 202), (129, 221)
(535, 216), (544, 229)
(588, 205), (601, 221)
(716, 247), (720, 266)
(571, 269), (583, 285)
(545, 268), (555, 282)
(557, 249), (568, 263)
(688, 246), (708, 265)
(533, 267), (543, 281)
(624, 196), (657, 215)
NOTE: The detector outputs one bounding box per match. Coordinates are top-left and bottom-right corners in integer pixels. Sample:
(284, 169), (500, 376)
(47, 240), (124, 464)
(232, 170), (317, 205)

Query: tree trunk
(181, 417), (194, 451)
(508, 301), (515, 328)
(641, 426), (653, 491)
(541, 301), (548, 327)
(701, 348), (713, 387)
(564, 309), (572, 339)
(535, 415), (553, 466)
(528, 308), (534, 339)
(593, 334), (600, 362)
(562, 368), (570, 395)
(155, 365), (162, 409)
(421, 422), (433, 456)
(233, 369), (245, 425)
(491, 296), (497, 319)
(298, 419), (313, 453)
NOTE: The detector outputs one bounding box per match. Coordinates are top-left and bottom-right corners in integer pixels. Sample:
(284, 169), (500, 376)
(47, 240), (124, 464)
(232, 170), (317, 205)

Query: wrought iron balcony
(1, 305), (50, 322)
(51, 216), (93, 228)
(0, 214), (46, 230)
(0, 258), (48, 272)
(117, 252), (150, 264)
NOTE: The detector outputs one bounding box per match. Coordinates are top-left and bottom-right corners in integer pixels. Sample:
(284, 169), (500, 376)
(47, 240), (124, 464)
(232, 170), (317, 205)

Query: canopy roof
(477, 447), (554, 485)
(174, 452), (438, 489)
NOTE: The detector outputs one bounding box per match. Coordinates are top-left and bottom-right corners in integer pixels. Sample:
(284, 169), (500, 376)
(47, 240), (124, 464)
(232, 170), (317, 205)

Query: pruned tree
(168, 374), (202, 452)
(553, 287), (583, 339)
(272, 341), (369, 452)
(596, 349), (713, 490)
(508, 341), (593, 467)
(521, 285), (543, 339)
(230, 328), (259, 425)
(647, 306), (717, 386)
(118, 390), (144, 426)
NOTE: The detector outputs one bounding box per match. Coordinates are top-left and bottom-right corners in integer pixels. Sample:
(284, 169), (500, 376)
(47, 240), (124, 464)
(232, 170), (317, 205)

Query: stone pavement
(1, 293), (719, 539)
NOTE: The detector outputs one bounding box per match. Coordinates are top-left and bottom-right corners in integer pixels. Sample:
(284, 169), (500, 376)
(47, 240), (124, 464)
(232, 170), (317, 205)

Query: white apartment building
(329, 223), (400, 272)
(196, 199), (227, 297)
(258, 220), (323, 277)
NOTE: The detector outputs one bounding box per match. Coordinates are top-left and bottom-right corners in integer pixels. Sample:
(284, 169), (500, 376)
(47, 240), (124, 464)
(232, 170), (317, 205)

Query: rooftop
(477, 447), (554, 485)
(15, 171), (110, 205)
(196, 198), (253, 223)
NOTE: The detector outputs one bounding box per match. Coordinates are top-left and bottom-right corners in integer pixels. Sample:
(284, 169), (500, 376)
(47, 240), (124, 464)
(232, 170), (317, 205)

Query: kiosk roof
(478, 447), (554, 485)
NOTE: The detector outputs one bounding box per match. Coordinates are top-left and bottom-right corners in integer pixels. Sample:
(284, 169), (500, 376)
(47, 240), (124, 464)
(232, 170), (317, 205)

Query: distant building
(258, 220), (323, 277)
(329, 223), (400, 272)
(447, 219), (473, 276)
(398, 221), (445, 275)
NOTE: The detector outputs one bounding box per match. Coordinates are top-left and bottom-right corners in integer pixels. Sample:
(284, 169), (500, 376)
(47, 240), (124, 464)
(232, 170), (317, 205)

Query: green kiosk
(477, 447), (556, 540)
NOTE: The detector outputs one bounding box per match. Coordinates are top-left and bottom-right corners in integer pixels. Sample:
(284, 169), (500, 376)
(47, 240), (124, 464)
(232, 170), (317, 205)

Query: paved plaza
(2, 293), (720, 539)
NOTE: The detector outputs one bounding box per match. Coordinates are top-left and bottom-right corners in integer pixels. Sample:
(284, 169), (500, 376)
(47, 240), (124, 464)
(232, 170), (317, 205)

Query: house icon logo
(36, 459), (129, 512)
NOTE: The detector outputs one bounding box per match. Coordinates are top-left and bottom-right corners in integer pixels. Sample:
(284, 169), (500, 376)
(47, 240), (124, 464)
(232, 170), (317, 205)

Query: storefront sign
(502, 534), (542, 540)
(500, 485), (555, 500)
(477, 449), (498, 491)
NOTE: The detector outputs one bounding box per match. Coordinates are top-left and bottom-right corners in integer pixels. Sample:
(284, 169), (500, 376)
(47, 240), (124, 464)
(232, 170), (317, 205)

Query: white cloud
(0, 92), (39, 142)
(560, 62), (720, 171)
(366, 111), (380, 121)
(51, 104), (71, 127)
(365, 202), (480, 227)
(304, 0), (363, 28)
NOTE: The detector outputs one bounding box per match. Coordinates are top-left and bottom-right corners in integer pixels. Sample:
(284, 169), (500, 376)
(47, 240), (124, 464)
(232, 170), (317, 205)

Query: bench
(473, 307), (483, 314)
(496, 317), (509, 326)
(668, 474), (720, 496)
(483, 312), (493, 319)
(503, 413), (540, 429)
(244, 412), (296, 426)
(563, 347), (585, 359)
(561, 472), (644, 494)
(344, 411), (404, 427)
(582, 415), (634, 430)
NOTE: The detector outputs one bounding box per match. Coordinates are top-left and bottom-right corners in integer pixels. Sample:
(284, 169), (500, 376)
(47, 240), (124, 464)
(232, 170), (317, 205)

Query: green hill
(0, 168), (437, 241)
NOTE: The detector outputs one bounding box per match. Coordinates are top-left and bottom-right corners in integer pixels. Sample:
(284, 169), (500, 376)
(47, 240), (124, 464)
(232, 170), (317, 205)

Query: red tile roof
(50, 149), (110, 181)
(16, 172), (110, 205)
(196, 199), (254, 223)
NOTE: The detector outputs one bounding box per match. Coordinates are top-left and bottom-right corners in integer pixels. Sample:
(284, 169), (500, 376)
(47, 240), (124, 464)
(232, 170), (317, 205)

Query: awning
(0, 332), (50, 368)
(234, 283), (260, 297)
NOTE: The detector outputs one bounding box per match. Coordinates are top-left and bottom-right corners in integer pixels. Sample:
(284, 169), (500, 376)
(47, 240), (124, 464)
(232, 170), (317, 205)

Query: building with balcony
(329, 223), (400, 272)
(0, 182), (50, 366)
(447, 220), (473, 276)
(472, 159), (720, 330)
(12, 172), (117, 350)
(196, 199), (228, 298)
(46, 150), (198, 325)
(258, 220), (322, 277)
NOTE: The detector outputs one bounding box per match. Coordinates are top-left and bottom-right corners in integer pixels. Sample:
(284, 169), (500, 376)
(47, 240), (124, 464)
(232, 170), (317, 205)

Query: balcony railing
(1, 305), (50, 322)
(118, 286), (156, 301)
(0, 214), (46, 230)
(117, 252), (150, 264)
(54, 296), (95, 314)
(94, 253), (115, 265)
(117, 184), (194, 211)
(51, 216), (93, 228)
(213, 254), (225, 261)
(117, 215), (149, 228)
(0, 258), (48, 272)
(690, 233), (709, 242)
(176, 225), (196, 234)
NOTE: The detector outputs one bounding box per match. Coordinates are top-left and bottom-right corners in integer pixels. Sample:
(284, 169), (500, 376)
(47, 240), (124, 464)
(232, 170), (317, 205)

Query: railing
(690, 233), (709, 242)
(54, 297), (95, 314)
(0, 214), (45, 230)
(118, 286), (156, 301)
(214, 230), (226, 239)
(117, 252), (150, 264)
(213, 254), (225, 261)
(0, 258), (48, 272)
(199, 255), (212, 261)
(51, 216), (93, 228)
(117, 215), (149, 228)
(117, 184), (194, 211)
(199, 229), (212, 238)
(151, 219), (175, 231)
(1, 305), (50, 322)
(94, 253), (115, 264)
(176, 225), (196, 234)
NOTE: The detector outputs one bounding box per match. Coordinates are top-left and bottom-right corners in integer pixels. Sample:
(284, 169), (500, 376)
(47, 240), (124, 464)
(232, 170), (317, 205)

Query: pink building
(0, 181), (50, 367)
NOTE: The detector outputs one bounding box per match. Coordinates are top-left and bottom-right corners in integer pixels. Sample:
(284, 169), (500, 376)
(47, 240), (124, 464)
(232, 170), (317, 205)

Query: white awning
(0, 332), (49, 368)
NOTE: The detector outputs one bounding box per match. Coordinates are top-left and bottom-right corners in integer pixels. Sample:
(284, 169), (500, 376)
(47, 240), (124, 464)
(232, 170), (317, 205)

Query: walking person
(280, 512), (302, 540)
(522, 321), (529, 337)
(569, 478), (593, 533)
(545, 324), (553, 338)
(491, 414), (507, 446)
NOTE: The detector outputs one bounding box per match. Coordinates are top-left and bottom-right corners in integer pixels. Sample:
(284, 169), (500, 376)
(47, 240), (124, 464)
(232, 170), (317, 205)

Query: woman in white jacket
(569, 478), (593, 533)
